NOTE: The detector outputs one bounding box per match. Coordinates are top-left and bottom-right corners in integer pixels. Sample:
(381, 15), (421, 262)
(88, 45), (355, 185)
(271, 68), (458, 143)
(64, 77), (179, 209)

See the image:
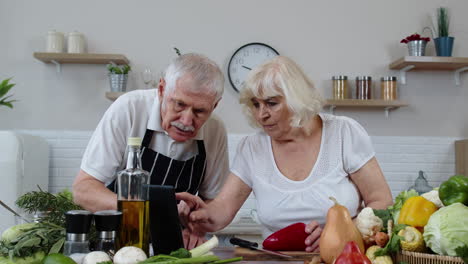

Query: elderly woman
(177, 56), (393, 252)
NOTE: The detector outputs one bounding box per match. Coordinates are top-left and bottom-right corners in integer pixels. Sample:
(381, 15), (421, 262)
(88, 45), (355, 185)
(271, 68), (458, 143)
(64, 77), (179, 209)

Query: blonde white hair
(239, 56), (324, 133)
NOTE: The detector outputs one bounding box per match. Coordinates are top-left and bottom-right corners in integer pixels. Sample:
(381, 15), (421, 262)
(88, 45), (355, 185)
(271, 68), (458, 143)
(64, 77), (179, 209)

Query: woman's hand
(176, 192), (210, 232)
(304, 220), (322, 252)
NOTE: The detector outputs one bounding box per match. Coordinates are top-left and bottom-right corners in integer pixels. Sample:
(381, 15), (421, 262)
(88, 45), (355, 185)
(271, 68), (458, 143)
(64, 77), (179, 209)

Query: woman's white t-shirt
(231, 113), (375, 238)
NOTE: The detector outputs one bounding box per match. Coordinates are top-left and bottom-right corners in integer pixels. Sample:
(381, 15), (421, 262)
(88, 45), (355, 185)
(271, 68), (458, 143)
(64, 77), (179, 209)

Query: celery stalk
(141, 255), (219, 264)
(189, 235), (219, 258)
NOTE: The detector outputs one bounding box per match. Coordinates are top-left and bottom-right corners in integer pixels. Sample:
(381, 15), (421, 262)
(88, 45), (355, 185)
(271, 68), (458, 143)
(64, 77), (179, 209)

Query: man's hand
(305, 220), (322, 252)
(182, 229), (207, 250)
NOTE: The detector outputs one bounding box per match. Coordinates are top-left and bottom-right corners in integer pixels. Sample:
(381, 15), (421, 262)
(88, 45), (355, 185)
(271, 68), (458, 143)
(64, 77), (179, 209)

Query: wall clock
(227, 42), (279, 93)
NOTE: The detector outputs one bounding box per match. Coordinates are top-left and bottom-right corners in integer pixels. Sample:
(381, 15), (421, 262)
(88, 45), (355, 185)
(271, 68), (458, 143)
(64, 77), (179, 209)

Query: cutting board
(234, 247), (320, 261)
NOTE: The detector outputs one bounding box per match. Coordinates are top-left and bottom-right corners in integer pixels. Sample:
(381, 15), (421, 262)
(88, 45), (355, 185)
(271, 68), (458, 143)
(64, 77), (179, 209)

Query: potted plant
(400, 33), (431, 56)
(0, 78), (17, 109)
(432, 7), (454, 56)
(107, 64), (131, 92)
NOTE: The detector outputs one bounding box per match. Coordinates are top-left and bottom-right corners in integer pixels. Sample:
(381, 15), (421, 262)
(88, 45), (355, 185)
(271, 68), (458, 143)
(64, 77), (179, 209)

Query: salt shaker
(46, 30), (65, 53)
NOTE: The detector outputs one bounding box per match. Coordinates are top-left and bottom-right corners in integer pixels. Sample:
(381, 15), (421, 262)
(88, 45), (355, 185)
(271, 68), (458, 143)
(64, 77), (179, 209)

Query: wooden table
(214, 247), (319, 264)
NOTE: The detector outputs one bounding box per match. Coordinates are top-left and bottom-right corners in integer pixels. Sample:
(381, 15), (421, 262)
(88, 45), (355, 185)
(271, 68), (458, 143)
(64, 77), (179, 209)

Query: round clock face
(228, 43), (279, 93)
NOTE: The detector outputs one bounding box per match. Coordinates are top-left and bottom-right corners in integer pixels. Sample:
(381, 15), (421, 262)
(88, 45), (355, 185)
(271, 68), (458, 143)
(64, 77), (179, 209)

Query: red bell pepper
(335, 241), (372, 264)
(262, 222), (308, 251)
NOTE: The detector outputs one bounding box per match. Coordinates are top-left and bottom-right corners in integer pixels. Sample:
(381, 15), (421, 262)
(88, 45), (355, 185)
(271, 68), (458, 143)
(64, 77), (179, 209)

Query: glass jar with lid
(356, 76), (372, 100)
(380, 76), (398, 100)
(332, 75), (349, 99)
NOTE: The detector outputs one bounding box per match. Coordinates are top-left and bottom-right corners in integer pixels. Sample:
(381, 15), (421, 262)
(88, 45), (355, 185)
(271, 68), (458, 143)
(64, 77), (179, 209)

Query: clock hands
(242, 65), (252, 70)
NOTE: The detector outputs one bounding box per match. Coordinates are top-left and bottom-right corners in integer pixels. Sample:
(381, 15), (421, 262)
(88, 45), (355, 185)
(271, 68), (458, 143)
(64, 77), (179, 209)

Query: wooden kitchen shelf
(34, 52), (129, 73)
(34, 52), (129, 64)
(324, 99), (408, 117)
(389, 56), (468, 85)
(105, 92), (125, 101)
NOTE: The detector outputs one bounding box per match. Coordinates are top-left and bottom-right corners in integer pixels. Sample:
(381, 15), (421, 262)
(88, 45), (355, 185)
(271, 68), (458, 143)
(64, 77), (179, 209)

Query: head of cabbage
(423, 203), (468, 256)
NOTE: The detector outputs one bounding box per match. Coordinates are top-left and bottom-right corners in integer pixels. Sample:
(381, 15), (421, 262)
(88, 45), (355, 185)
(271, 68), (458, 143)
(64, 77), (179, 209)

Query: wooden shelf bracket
(399, 65), (415, 85)
(454, 66), (468, 86)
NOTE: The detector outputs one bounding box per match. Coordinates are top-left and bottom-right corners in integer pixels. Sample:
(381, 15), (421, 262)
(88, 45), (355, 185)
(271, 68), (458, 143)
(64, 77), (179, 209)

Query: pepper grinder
(94, 210), (122, 254)
(63, 210), (93, 256)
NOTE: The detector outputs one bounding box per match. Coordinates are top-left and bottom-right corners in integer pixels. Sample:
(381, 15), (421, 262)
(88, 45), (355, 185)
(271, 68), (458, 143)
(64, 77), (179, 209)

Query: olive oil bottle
(116, 137), (150, 255)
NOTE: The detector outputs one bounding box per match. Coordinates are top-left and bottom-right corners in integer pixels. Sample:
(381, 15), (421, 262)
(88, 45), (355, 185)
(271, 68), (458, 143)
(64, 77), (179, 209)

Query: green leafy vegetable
(141, 255), (219, 264)
(455, 246), (468, 264)
(0, 222), (65, 260)
(170, 248), (191, 258)
(139, 245), (242, 264)
(97, 261), (113, 264)
(423, 203), (468, 256)
(373, 209), (392, 232)
(375, 224), (407, 256)
(210, 257), (243, 264)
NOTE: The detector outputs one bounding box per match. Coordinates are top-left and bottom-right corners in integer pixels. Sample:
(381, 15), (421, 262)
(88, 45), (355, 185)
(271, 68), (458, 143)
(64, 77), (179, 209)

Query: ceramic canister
(46, 30), (65, 53)
(67, 31), (85, 53)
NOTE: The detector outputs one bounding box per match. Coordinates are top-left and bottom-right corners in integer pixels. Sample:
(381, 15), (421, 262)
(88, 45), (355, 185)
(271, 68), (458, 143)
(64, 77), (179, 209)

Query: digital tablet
(146, 185), (184, 254)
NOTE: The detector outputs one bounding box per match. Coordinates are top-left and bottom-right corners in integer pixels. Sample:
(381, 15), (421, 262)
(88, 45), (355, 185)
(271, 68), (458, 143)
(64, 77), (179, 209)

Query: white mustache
(171, 121), (195, 132)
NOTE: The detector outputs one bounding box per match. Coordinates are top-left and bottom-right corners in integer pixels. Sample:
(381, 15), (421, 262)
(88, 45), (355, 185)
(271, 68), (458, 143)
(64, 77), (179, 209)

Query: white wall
(1, 0), (468, 137)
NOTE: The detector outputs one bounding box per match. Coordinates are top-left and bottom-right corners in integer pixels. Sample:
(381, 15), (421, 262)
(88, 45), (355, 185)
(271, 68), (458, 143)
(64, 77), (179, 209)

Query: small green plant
(426, 7), (450, 38)
(437, 7), (450, 37)
(107, 63), (131, 74)
(0, 78), (17, 109)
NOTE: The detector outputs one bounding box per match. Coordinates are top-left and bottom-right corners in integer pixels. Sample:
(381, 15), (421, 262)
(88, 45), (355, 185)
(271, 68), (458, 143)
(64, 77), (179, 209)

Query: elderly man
(72, 53), (229, 248)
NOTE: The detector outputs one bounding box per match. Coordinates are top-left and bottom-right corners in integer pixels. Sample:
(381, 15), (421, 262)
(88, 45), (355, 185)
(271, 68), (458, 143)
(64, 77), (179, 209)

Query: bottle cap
(94, 210), (122, 232)
(332, 75), (348, 80)
(381, 76), (397, 81)
(356, 76), (372, 80)
(128, 137), (142, 146)
(65, 210), (93, 234)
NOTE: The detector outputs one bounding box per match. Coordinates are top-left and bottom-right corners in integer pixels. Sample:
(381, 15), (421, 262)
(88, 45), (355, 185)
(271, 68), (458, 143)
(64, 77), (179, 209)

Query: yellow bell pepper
(398, 196), (438, 227)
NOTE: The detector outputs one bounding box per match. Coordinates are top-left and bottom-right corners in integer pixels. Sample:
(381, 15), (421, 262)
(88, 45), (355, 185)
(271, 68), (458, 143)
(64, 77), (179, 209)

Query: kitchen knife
(0, 200), (31, 223)
(230, 237), (293, 258)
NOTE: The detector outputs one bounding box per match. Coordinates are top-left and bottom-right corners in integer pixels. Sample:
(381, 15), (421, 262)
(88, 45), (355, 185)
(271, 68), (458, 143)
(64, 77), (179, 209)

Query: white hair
(163, 53), (224, 102)
(239, 56), (324, 134)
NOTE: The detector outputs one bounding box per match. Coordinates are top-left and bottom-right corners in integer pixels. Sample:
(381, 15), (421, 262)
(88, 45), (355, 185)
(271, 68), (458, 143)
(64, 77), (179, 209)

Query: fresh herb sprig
(15, 187), (82, 226)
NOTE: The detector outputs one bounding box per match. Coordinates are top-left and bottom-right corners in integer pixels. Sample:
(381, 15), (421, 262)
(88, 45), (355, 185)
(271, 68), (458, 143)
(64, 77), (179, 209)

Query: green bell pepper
(439, 175), (468, 206)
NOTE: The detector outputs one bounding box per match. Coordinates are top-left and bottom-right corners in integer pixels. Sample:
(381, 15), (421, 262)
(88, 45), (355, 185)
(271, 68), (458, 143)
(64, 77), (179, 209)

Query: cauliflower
(355, 207), (383, 244)
(421, 189), (444, 208)
(366, 246), (393, 264)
